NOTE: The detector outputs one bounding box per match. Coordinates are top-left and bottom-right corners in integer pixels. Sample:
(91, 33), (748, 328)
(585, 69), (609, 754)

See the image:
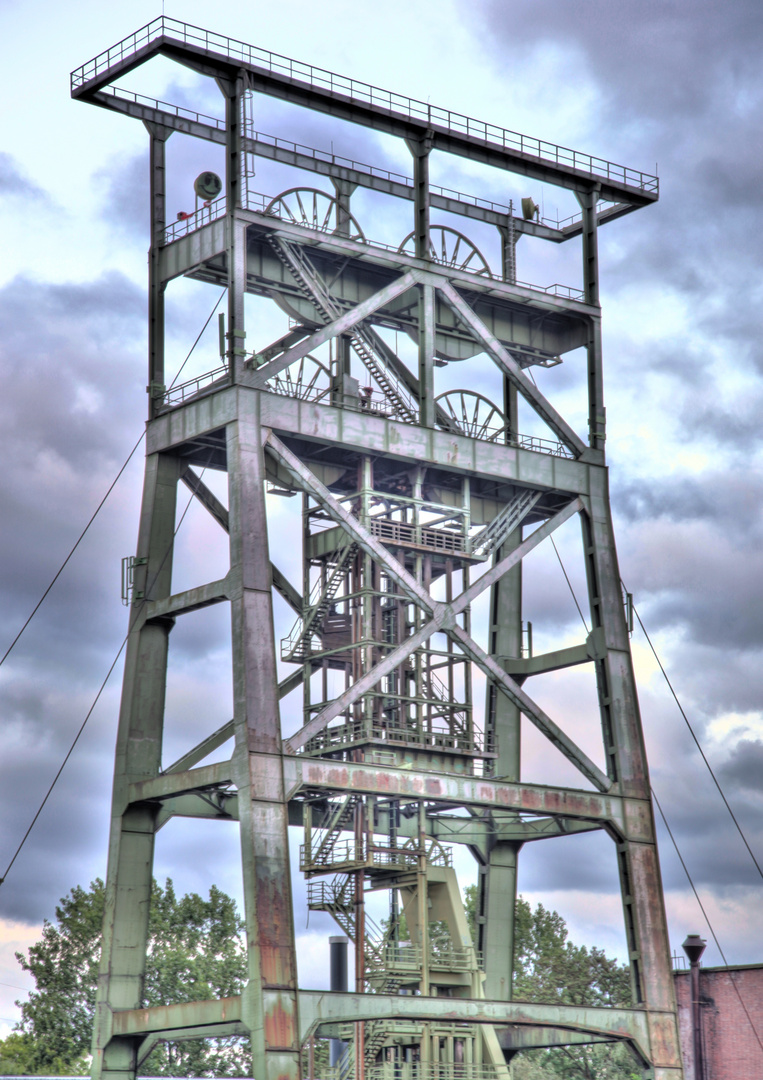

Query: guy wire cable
(652, 785), (763, 1058)
(546, 536), (763, 1042)
(0, 289), (226, 672)
(629, 597), (763, 883)
(0, 458), (213, 887)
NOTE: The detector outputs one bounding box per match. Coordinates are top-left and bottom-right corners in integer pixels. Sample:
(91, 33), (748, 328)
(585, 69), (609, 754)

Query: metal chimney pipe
(330, 935), (350, 1067)
(682, 934), (706, 1080)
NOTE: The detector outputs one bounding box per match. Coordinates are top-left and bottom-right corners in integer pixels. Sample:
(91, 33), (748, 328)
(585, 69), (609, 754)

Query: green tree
(15, 878), (249, 1077)
(463, 886), (638, 1080)
(0, 1030), (86, 1076)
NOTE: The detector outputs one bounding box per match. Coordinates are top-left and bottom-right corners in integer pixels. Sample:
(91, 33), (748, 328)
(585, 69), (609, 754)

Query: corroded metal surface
(76, 19), (683, 1080)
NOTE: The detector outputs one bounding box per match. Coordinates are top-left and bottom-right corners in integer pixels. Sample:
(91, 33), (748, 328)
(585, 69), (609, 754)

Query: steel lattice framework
(72, 18), (684, 1080)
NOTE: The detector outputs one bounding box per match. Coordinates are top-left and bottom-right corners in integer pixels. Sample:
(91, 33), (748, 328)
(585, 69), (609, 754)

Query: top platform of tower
(71, 16), (658, 210)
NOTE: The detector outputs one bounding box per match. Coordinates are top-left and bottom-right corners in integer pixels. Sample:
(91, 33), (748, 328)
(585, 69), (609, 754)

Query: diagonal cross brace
(447, 624), (609, 792)
(248, 270), (421, 388)
(265, 431), (437, 616)
(279, 482), (608, 791)
(437, 280), (588, 458)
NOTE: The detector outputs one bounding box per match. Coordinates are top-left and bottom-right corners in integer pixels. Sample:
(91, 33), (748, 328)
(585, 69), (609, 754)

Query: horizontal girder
(146, 387), (591, 494)
(85, 86), (635, 241)
(107, 990), (654, 1065)
(71, 19), (658, 205)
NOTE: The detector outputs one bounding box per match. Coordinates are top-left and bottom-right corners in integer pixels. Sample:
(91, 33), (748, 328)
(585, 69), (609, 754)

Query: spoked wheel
(267, 353), (331, 403)
(398, 226), (492, 276)
(265, 187), (365, 241)
(435, 390), (509, 442)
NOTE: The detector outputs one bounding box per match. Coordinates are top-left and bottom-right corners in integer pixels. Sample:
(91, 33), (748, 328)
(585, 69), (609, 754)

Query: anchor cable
(0, 453), (212, 887)
(0, 290), (226, 672)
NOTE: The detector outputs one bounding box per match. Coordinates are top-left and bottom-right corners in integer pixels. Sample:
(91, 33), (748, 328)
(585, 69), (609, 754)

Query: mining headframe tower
(71, 18), (683, 1080)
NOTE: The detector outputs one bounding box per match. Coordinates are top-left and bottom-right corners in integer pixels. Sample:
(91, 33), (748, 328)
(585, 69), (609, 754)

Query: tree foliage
(463, 886), (638, 1080)
(15, 878), (249, 1077)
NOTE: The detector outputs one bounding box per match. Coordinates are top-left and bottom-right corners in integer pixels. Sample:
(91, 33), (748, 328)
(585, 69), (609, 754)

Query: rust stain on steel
(264, 994), (296, 1048)
(261, 944), (296, 987)
(301, 760), (611, 821)
(648, 1014), (682, 1067)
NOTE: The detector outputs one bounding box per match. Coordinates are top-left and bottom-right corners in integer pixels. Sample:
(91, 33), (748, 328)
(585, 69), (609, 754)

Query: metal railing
(160, 364), (229, 409)
(365, 940), (481, 975)
(367, 517), (467, 556)
(301, 717), (493, 756)
(93, 84), (226, 134)
(165, 197), (227, 243)
(300, 838), (450, 874)
(245, 189), (585, 300)
(87, 84), (618, 239)
(364, 1066), (504, 1080)
(72, 17), (658, 195)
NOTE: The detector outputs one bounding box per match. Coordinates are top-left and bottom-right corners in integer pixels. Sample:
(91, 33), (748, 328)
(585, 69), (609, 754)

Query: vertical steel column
(329, 937), (349, 1067)
(480, 521), (523, 1001)
(407, 136), (435, 427)
(497, 214), (517, 286)
(418, 284), (436, 428)
(582, 469), (683, 1076)
(221, 74), (247, 381)
(331, 178), (357, 238)
(92, 452), (179, 1080)
(145, 123), (170, 417)
(578, 187), (605, 453)
(228, 408), (300, 1080)
(406, 135), (432, 260)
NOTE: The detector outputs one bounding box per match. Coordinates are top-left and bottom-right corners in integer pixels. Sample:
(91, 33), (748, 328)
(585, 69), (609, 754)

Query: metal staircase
(470, 488), (542, 557)
(266, 235), (418, 422)
(282, 537), (358, 661)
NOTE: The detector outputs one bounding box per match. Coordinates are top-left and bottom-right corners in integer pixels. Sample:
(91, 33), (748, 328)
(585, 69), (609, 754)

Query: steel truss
(72, 18), (683, 1080)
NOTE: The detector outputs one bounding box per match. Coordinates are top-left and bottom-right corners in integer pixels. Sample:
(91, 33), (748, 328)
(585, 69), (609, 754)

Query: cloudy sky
(2, 0), (763, 1038)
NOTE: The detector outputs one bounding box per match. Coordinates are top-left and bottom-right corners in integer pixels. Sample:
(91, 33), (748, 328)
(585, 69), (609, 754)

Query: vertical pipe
(329, 936), (349, 1068)
(691, 961), (702, 1080)
(682, 934), (706, 1080)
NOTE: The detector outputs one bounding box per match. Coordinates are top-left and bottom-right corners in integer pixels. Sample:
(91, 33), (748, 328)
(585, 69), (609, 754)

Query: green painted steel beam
(72, 23), (657, 205)
(146, 389), (591, 496)
(285, 757), (627, 832)
(292, 990), (652, 1063)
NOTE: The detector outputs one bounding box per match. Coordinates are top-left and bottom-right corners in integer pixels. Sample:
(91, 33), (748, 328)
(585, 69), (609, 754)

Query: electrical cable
(0, 290), (226, 673)
(631, 601), (763, 884)
(0, 433), (145, 671)
(652, 786), (763, 1060)
(550, 535), (589, 633)
(0, 462), (210, 888)
(547, 538), (763, 1056)
(0, 638), (127, 887)
(166, 287), (226, 391)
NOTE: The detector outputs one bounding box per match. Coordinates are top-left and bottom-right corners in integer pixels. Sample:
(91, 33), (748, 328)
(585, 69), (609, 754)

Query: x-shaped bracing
(247, 264), (588, 459)
(266, 433), (609, 793)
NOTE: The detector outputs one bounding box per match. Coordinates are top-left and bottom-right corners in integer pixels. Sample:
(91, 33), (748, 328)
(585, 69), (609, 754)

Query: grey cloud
(718, 738), (763, 794)
(94, 151), (149, 236)
(478, 0), (763, 124)
(614, 474), (763, 536)
(0, 152), (49, 201)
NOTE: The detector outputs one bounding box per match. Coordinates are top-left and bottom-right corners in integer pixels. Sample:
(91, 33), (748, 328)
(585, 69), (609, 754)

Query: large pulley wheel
(435, 389), (509, 442)
(265, 187), (365, 241)
(267, 353), (331, 403)
(398, 225), (492, 276)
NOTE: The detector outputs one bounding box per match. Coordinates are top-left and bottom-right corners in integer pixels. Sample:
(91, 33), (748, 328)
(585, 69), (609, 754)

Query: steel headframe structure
(72, 17), (684, 1080)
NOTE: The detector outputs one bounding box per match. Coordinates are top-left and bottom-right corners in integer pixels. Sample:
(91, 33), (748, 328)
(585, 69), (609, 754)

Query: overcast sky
(2, 0), (763, 1039)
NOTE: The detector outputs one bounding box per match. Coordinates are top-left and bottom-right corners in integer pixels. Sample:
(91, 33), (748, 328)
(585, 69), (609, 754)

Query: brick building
(674, 962), (763, 1079)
